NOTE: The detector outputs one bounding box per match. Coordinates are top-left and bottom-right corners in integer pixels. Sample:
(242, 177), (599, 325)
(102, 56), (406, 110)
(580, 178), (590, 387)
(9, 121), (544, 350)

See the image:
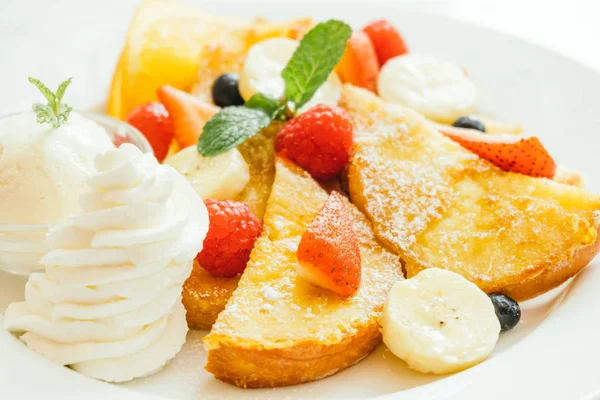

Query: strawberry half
(157, 85), (220, 149)
(362, 19), (409, 67)
(296, 191), (361, 297)
(440, 126), (557, 179)
(126, 102), (174, 162)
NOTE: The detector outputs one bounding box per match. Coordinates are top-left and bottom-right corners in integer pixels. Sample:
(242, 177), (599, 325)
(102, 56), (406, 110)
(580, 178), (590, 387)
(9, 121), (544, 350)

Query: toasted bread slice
(342, 85), (600, 301)
(203, 159), (403, 388)
(182, 124), (280, 329)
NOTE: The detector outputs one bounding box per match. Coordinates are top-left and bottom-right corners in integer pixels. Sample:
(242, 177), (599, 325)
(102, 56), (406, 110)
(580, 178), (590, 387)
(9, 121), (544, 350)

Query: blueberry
(211, 73), (245, 107)
(452, 115), (486, 133)
(488, 293), (521, 331)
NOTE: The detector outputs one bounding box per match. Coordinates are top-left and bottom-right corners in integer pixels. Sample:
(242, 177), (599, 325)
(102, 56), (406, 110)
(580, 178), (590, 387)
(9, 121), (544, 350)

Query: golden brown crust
(203, 160), (403, 388)
(182, 261), (240, 330)
(500, 218), (600, 300)
(206, 323), (381, 388)
(343, 85), (600, 302)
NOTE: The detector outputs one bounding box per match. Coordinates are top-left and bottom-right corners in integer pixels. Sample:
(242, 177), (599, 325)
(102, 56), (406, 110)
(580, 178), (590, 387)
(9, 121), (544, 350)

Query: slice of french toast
(342, 85), (600, 301)
(179, 14), (312, 330)
(182, 125), (279, 330)
(203, 159), (403, 388)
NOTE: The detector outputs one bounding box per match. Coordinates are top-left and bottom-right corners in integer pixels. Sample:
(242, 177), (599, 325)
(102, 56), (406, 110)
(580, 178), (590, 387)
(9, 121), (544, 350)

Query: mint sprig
(198, 107), (271, 157)
(281, 20), (351, 109)
(197, 19), (351, 157)
(244, 93), (280, 117)
(29, 77), (73, 128)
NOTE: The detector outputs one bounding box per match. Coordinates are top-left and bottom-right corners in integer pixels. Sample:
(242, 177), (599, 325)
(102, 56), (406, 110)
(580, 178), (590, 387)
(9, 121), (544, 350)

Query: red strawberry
(157, 85), (220, 149)
(335, 31), (379, 92)
(296, 192), (361, 297)
(276, 104), (354, 180)
(126, 102), (174, 162)
(363, 19), (409, 67)
(440, 126), (557, 179)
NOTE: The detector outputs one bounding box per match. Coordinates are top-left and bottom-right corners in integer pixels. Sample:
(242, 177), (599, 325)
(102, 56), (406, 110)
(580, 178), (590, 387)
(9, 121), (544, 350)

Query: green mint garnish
(197, 19), (351, 157)
(28, 77), (73, 128)
(281, 20), (351, 109)
(244, 93), (280, 117)
(197, 107), (271, 157)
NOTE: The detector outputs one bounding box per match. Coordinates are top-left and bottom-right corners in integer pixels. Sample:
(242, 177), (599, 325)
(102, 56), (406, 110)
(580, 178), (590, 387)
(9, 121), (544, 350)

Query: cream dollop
(4, 144), (208, 382)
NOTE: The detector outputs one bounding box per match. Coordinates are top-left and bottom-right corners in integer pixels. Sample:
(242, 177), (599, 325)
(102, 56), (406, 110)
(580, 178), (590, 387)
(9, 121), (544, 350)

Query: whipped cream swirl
(4, 144), (208, 382)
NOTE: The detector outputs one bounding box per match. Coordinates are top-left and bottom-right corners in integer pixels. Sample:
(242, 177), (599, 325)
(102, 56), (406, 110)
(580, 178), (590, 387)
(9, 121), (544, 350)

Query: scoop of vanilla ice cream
(0, 112), (114, 224)
(4, 144), (209, 382)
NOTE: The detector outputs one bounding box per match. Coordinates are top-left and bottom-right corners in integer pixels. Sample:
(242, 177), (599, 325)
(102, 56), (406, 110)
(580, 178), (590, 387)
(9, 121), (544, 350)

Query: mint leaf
(198, 107), (272, 157)
(55, 77), (73, 105)
(28, 77), (56, 110)
(281, 20), (351, 109)
(28, 77), (73, 128)
(245, 93), (280, 117)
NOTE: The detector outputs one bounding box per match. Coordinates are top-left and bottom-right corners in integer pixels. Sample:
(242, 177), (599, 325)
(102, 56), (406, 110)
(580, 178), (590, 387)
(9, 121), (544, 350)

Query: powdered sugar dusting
(342, 85), (600, 291)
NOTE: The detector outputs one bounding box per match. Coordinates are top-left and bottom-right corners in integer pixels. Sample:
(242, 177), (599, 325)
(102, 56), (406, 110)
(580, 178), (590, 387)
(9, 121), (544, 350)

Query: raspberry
(275, 105), (353, 180)
(197, 199), (262, 277)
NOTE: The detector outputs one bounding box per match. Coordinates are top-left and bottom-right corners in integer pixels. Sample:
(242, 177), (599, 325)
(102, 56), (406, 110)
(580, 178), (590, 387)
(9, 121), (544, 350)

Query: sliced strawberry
(126, 102), (174, 162)
(335, 31), (379, 92)
(157, 85), (220, 149)
(296, 192), (361, 297)
(440, 126), (557, 179)
(363, 19), (408, 67)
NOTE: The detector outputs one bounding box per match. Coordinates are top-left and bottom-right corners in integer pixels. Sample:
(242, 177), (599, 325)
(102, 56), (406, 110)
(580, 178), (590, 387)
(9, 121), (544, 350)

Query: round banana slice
(239, 38), (342, 111)
(377, 54), (476, 123)
(164, 146), (250, 201)
(381, 268), (500, 375)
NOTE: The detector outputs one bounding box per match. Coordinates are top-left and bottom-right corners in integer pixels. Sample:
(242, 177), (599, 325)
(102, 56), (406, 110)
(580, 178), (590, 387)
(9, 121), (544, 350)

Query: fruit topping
(212, 73), (245, 107)
(157, 85), (219, 149)
(238, 38), (342, 111)
(378, 54), (476, 123)
(488, 293), (521, 331)
(197, 20), (351, 158)
(197, 199), (262, 277)
(335, 31), (379, 92)
(440, 127), (557, 178)
(296, 191), (361, 297)
(164, 146), (250, 201)
(381, 268), (500, 374)
(126, 101), (174, 161)
(362, 19), (408, 67)
(452, 115), (486, 132)
(275, 104), (353, 180)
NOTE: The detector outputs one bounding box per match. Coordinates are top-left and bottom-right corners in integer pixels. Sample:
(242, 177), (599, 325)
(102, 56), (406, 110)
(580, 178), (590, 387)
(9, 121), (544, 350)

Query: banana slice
(381, 268), (500, 375)
(239, 38), (342, 111)
(378, 54), (476, 123)
(164, 146), (250, 201)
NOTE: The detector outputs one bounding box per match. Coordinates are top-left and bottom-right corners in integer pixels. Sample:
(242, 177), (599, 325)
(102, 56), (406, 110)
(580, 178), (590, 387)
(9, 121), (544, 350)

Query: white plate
(2, 1), (600, 399)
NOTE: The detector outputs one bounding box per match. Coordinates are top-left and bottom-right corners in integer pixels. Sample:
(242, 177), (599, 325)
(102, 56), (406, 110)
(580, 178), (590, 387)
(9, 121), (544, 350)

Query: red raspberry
(197, 199), (262, 277)
(275, 105), (353, 180)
